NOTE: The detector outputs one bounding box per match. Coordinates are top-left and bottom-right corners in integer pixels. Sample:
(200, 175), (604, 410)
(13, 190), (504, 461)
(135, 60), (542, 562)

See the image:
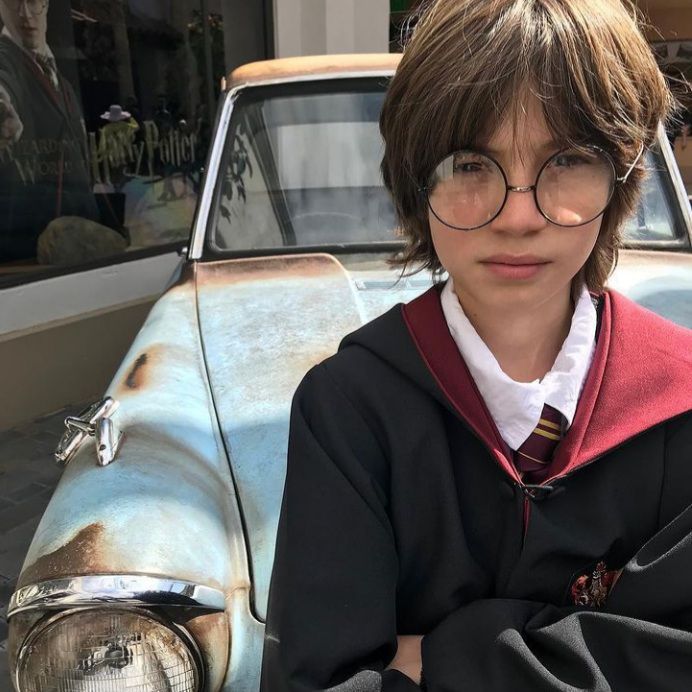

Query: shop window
(0, 0), (237, 282)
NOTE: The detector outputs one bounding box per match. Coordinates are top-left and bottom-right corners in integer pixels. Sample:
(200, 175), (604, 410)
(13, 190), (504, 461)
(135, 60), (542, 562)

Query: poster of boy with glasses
(0, 0), (98, 263)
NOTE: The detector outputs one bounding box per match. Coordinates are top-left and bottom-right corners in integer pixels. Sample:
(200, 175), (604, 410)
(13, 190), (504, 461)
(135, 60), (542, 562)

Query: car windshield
(210, 80), (687, 253)
(211, 82), (398, 252)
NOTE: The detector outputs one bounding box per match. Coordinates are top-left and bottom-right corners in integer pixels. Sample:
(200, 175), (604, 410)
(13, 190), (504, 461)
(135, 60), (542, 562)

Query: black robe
(261, 287), (692, 691)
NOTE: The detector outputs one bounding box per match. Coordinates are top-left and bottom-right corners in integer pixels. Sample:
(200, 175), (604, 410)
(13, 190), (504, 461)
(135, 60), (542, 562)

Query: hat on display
(101, 104), (131, 122)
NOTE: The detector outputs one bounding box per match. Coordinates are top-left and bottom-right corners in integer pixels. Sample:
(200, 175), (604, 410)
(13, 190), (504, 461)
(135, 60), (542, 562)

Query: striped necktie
(514, 404), (564, 484)
(33, 53), (59, 89)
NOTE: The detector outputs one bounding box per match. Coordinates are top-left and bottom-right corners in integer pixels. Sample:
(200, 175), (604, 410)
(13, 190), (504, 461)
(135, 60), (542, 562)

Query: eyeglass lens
(427, 148), (615, 229)
(16, 0), (47, 14)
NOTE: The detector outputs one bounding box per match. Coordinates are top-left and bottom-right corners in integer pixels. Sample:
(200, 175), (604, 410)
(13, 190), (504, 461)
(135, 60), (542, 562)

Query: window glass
(622, 151), (686, 244)
(0, 0), (243, 281)
(212, 87), (398, 252)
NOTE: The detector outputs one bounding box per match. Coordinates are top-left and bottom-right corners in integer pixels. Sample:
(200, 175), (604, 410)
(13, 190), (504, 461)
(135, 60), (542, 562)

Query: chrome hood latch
(55, 397), (122, 467)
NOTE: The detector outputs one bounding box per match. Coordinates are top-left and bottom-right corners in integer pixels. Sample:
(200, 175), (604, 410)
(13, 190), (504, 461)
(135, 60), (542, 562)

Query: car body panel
(17, 268), (248, 596)
(610, 250), (692, 327)
(226, 589), (266, 691)
(196, 253), (429, 621)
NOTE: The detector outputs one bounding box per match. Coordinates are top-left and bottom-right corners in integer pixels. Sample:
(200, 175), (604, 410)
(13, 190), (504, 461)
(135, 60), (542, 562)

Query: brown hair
(380, 0), (675, 290)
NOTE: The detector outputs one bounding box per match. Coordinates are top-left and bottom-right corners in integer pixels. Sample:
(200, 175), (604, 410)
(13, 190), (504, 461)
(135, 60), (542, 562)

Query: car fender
(10, 265), (251, 691)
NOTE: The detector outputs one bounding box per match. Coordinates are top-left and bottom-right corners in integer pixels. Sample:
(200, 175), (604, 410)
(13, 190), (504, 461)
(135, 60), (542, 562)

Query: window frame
(0, 241), (187, 290)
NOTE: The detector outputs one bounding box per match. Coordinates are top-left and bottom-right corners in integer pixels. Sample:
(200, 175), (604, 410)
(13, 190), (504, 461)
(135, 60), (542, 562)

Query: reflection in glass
(0, 0), (228, 275)
(622, 153), (681, 243)
(214, 88), (398, 251)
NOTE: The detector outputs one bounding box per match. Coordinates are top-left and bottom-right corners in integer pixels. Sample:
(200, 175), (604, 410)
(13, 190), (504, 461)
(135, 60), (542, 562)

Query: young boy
(262, 1), (692, 689)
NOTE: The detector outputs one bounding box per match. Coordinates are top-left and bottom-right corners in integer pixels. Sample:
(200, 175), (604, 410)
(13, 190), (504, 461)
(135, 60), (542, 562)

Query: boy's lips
(480, 254), (550, 266)
(479, 255), (551, 280)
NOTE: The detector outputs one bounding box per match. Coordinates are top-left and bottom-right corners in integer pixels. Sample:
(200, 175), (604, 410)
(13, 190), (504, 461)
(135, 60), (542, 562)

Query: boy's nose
(492, 184), (547, 235)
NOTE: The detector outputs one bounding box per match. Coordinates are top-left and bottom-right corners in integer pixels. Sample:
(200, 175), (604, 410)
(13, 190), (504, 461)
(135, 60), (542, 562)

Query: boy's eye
(452, 154), (492, 174)
(550, 151), (594, 169)
(453, 162), (483, 173)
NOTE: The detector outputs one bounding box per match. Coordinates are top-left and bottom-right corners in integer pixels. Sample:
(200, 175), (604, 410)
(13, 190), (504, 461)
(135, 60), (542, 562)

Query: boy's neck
(454, 286), (574, 383)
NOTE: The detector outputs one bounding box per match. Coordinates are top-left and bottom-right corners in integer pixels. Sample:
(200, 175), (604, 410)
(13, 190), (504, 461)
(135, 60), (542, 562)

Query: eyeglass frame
(419, 143), (645, 231)
(12, 0), (48, 16)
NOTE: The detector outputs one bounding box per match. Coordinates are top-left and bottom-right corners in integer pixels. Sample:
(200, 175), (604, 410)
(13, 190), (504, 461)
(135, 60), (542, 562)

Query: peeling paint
(194, 252), (424, 622)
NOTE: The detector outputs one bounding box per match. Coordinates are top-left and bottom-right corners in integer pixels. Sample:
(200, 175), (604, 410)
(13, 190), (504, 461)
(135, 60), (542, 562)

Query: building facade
(0, 0), (275, 427)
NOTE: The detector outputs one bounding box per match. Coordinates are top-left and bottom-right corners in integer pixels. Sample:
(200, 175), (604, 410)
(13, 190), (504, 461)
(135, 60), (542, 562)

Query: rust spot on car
(228, 53), (401, 88)
(126, 353), (149, 389)
(197, 253), (347, 287)
(177, 261), (196, 285)
(114, 344), (171, 396)
(17, 523), (106, 588)
(184, 611), (230, 691)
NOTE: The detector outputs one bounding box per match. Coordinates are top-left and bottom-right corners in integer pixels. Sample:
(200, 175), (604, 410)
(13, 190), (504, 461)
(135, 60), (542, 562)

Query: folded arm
(419, 416), (692, 691)
(261, 364), (420, 691)
(263, 369), (692, 691)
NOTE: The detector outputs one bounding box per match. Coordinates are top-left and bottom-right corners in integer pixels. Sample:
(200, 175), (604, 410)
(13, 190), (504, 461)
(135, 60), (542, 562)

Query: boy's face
(0, 0), (49, 52)
(429, 95), (602, 316)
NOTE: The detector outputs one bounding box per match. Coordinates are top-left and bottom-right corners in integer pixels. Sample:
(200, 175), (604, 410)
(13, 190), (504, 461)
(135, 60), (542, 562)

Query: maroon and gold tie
(514, 404), (564, 484)
(33, 54), (59, 89)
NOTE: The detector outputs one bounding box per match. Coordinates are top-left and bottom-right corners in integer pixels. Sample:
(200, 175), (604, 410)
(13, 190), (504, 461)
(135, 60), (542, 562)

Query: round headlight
(16, 607), (202, 692)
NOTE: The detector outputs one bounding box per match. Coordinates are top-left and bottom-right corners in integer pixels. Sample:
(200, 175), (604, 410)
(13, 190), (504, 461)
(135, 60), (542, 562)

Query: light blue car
(7, 54), (692, 692)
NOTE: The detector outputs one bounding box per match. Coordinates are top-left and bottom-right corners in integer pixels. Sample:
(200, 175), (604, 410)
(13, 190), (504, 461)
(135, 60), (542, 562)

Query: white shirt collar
(2, 26), (55, 61)
(440, 280), (597, 450)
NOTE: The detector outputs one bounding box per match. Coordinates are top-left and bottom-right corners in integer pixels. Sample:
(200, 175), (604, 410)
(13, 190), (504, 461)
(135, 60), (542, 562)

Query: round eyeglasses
(422, 144), (643, 231)
(13, 0), (48, 16)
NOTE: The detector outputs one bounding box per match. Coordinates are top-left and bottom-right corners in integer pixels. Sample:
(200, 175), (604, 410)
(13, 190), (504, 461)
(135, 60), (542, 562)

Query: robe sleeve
(421, 415), (692, 691)
(261, 364), (420, 691)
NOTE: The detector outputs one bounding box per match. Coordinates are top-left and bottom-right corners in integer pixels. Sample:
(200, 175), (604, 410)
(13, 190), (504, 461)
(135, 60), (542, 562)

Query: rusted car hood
(195, 254), (430, 622)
